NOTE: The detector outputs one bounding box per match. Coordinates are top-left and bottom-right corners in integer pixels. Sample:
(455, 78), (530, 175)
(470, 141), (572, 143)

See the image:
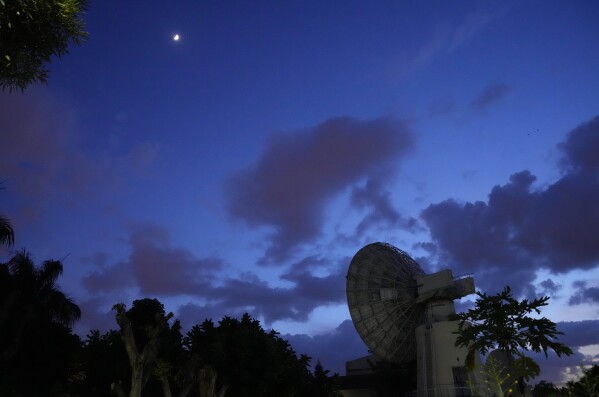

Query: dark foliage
(0, 258), (341, 397)
(565, 365), (599, 397)
(69, 330), (131, 397)
(0, 214), (14, 247)
(184, 313), (340, 397)
(532, 380), (565, 397)
(311, 361), (342, 397)
(0, 0), (88, 91)
(0, 250), (81, 396)
(455, 286), (573, 371)
(533, 366), (599, 397)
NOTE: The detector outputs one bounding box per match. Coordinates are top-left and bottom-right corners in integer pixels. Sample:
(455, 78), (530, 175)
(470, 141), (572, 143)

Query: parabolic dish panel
(346, 242), (424, 363)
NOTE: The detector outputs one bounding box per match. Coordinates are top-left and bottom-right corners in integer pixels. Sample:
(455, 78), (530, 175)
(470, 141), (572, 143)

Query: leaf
(455, 284), (573, 380)
(513, 356), (540, 380)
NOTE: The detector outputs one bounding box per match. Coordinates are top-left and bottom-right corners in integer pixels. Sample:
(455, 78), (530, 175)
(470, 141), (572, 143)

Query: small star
(173, 34), (180, 42)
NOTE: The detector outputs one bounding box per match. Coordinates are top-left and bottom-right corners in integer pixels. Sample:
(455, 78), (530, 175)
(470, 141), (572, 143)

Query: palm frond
(0, 214), (15, 247)
(8, 250), (35, 278)
(38, 259), (64, 288)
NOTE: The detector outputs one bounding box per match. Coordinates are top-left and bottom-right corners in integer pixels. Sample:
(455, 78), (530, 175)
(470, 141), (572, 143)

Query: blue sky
(1, 0), (599, 385)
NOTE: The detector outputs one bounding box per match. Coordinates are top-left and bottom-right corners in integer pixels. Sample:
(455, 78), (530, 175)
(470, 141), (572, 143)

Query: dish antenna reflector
(346, 242), (478, 396)
(346, 242), (424, 363)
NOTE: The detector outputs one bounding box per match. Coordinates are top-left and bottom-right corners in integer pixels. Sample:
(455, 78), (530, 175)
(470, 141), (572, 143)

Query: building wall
(416, 320), (481, 396)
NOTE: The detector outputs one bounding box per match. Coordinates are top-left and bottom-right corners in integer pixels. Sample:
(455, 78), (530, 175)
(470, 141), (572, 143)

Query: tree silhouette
(0, 183), (14, 247)
(455, 286), (572, 392)
(184, 313), (339, 397)
(71, 329), (131, 397)
(56, 301), (341, 396)
(0, 214), (14, 247)
(566, 365), (599, 397)
(532, 380), (564, 397)
(0, 250), (81, 395)
(111, 299), (174, 397)
(0, 250), (81, 361)
(0, 0), (88, 91)
(311, 360), (342, 397)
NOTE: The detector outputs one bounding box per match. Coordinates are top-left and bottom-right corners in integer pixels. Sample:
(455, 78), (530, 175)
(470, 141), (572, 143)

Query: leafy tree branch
(455, 286), (573, 374)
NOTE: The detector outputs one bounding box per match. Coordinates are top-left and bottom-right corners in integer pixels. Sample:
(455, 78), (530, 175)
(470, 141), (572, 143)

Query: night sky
(1, 0), (599, 385)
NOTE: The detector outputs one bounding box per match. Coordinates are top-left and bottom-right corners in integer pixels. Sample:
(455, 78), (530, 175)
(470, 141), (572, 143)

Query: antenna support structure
(346, 242), (481, 397)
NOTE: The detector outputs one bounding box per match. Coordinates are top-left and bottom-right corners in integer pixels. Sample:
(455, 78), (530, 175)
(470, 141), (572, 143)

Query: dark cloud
(557, 320), (599, 348)
(527, 320), (599, 384)
(539, 279), (562, 296)
(176, 302), (238, 329)
(82, 258), (135, 292)
(350, 176), (419, 235)
(285, 320), (369, 374)
(559, 115), (599, 173)
(181, 256), (346, 324)
(471, 83), (511, 111)
(421, 115), (599, 294)
(80, 252), (111, 268)
(84, 224), (346, 323)
(454, 299), (476, 314)
(0, 90), (96, 198)
(0, 90), (163, 233)
(529, 349), (588, 386)
(280, 256), (347, 309)
(83, 222), (221, 295)
(74, 297), (119, 335)
(225, 116), (413, 263)
(568, 281), (599, 305)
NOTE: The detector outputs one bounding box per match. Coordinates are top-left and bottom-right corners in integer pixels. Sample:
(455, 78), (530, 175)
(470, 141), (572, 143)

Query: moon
(173, 34), (180, 42)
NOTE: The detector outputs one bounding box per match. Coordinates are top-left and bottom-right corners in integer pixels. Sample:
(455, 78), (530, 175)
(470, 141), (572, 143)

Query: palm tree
(0, 214), (14, 247)
(0, 250), (81, 361)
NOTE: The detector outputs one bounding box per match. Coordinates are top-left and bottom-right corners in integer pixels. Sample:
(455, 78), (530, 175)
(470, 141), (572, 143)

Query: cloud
(448, 11), (493, 51)
(285, 320), (369, 374)
(176, 302), (235, 329)
(557, 320), (599, 348)
(350, 176), (419, 235)
(559, 115), (599, 173)
(84, 223), (347, 323)
(392, 8), (500, 80)
(528, 320), (599, 385)
(470, 83), (511, 111)
(82, 258), (135, 293)
(0, 89), (163, 230)
(529, 349), (588, 386)
(83, 222), (221, 295)
(180, 256), (347, 324)
(421, 114), (599, 295)
(568, 281), (599, 305)
(538, 278), (562, 297)
(74, 297), (119, 335)
(0, 90), (93, 198)
(225, 116), (413, 263)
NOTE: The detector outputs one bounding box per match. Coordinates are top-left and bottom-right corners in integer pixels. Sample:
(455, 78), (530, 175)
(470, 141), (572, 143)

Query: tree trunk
(154, 360), (173, 397)
(130, 366), (144, 397)
(111, 381), (126, 397)
(112, 303), (173, 397)
(199, 366), (228, 397)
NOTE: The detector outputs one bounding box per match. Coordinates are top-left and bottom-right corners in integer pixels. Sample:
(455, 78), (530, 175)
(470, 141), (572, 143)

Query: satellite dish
(346, 242), (479, 396)
(346, 242), (425, 363)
